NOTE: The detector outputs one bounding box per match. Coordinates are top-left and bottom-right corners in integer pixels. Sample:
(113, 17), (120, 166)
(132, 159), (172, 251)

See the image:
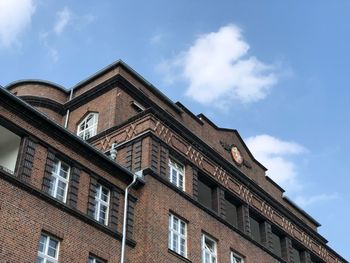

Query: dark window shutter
(159, 144), (168, 178)
(238, 204), (251, 235)
(42, 150), (55, 193)
(151, 140), (159, 172)
(192, 168), (199, 200)
(67, 167), (81, 208)
(125, 145), (133, 171)
(133, 140), (142, 172)
(126, 198), (136, 238)
(87, 176), (98, 218)
(218, 188), (226, 219)
(260, 221), (273, 251)
(19, 137), (37, 182)
(109, 190), (119, 231)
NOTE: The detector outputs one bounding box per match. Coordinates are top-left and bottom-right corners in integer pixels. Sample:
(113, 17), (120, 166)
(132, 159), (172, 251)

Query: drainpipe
(64, 89), (73, 128)
(120, 170), (143, 263)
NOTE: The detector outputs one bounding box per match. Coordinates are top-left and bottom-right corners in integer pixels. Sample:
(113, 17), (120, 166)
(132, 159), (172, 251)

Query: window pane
(36, 257), (44, 263)
(38, 235), (46, 253)
(198, 178), (215, 210)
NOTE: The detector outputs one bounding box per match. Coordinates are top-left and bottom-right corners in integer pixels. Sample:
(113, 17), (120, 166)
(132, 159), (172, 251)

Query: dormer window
(77, 113), (98, 140)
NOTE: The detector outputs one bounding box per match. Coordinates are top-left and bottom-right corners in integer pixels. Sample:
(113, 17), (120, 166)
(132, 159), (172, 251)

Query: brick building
(0, 60), (347, 263)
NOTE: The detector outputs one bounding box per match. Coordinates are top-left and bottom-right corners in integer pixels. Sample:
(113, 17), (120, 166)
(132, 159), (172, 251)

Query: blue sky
(0, 0), (349, 260)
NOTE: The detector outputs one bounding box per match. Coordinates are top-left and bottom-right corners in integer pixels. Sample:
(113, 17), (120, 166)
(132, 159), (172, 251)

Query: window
(77, 113), (98, 140)
(94, 184), (110, 225)
(36, 234), (59, 263)
(231, 252), (244, 263)
(49, 158), (70, 202)
(202, 234), (217, 263)
(88, 255), (105, 263)
(0, 125), (21, 174)
(198, 175), (218, 212)
(169, 158), (185, 190)
(168, 214), (187, 257)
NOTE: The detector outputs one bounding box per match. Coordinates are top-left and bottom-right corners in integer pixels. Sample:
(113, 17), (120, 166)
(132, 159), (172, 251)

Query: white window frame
(37, 233), (60, 263)
(49, 158), (70, 203)
(94, 184), (110, 225)
(231, 252), (244, 263)
(77, 113), (98, 140)
(88, 255), (105, 263)
(168, 214), (187, 257)
(168, 158), (185, 190)
(202, 234), (217, 263)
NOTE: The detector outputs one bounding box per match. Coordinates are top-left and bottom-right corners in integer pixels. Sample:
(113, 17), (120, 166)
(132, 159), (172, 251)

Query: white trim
(94, 184), (110, 225)
(50, 158), (70, 203)
(231, 251), (244, 263)
(77, 113), (98, 140)
(202, 234), (217, 263)
(37, 233), (59, 263)
(168, 214), (187, 257)
(168, 158), (185, 191)
(88, 255), (104, 263)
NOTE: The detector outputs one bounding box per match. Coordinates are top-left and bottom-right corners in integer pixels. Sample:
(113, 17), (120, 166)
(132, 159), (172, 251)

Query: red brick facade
(0, 60), (347, 263)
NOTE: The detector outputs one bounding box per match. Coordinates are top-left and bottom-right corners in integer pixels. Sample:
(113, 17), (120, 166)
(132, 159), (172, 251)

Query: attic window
(77, 113), (98, 140)
(131, 101), (145, 113)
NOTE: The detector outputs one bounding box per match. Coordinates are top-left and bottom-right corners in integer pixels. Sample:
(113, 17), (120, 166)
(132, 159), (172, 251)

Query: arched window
(77, 113), (98, 140)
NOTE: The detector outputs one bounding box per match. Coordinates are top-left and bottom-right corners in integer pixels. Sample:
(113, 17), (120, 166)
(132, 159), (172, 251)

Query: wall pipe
(64, 89), (73, 128)
(120, 170), (143, 263)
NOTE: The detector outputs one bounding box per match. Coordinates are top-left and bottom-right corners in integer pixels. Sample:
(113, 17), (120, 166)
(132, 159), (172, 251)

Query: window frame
(49, 158), (70, 203)
(168, 213), (187, 257)
(202, 234), (217, 263)
(94, 183), (110, 226)
(36, 233), (60, 263)
(168, 158), (185, 190)
(88, 255), (105, 263)
(77, 113), (98, 140)
(231, 251), (244, 263)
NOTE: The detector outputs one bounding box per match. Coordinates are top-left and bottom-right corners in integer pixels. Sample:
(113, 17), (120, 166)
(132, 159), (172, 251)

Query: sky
(0, 0), (349, 260)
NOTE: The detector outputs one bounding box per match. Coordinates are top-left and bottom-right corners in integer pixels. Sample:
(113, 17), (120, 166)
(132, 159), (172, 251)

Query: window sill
(168, 249), (192, 263)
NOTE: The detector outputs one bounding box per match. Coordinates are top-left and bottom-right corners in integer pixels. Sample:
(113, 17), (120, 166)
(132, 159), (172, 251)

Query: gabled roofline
(197, 113), (268, 171)
(5, 79), (69, 93)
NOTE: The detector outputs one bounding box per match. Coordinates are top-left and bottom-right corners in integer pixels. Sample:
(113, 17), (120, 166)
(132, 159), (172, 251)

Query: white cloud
(54, 6), (71, 35)
(294, 193), (339, 207)
(245, 134), (306, 192)
(159, 24), (278, 105)
(0, 0), (36, 48)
